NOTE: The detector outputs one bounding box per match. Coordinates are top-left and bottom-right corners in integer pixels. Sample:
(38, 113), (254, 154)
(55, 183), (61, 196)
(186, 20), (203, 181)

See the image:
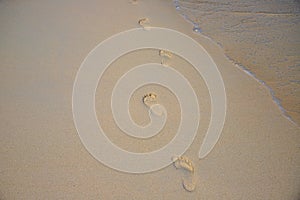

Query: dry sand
(0, 0), (299, 199)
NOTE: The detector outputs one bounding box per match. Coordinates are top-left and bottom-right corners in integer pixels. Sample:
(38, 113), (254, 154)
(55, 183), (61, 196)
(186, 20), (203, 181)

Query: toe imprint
(159, 50), (172, 58)
(138, 18), (150, 30)
(159, 50), (172, 66)
(172, 155), (194, 173)
(143, 93), (157, 108)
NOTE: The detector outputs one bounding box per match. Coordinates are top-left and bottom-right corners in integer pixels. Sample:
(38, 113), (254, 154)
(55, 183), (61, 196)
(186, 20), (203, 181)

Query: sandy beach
(174, 0), (300, 124)
(0, 0), (299, 199)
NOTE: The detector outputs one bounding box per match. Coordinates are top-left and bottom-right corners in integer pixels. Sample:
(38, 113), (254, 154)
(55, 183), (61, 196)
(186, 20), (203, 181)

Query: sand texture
(175, 0), (300, 124)
(0, 0), (299, 199)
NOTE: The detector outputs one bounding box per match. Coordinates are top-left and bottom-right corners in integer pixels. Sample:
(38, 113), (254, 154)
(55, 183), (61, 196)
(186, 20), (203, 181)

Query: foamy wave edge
(172, 0), (297, 126)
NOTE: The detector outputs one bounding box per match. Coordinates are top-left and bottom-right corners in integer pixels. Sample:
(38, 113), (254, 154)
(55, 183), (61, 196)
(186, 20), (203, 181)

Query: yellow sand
(174, 0), (300, 125)
(0, 0), (299, 199)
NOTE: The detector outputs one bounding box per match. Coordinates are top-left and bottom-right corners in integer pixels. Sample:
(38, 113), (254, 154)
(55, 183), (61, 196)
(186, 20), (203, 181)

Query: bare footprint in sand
(159, 50), (172, 66)
(138, 18), (150, 30)
(159, 50), (172, 58)
(143, 93), (164, 116)
(172, 156), (194, 172)
(142, 93), (164, 116)
(172, 156), (197, 192)
(143, 93), (157, 107)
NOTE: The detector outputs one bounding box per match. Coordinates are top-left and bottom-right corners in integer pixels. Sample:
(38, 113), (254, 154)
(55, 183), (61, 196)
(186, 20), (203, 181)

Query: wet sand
(0, 0), (299, 199)
(175, 0), (300, 125)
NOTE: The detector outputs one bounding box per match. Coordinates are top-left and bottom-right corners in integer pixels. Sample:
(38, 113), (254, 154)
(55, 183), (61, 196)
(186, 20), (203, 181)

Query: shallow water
(174, 0), (300, 125)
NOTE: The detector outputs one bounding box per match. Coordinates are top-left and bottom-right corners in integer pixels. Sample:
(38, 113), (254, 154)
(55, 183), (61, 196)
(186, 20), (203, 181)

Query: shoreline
(173, 0), (300, 126)
(172, 0), (299, 126)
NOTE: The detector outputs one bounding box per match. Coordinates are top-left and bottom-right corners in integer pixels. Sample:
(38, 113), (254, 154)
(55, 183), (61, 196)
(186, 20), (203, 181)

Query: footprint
(159, 50), (172, 58)
(138, 18), (150, 30)
(142, 93), (165, 116)
(172, 155), (194, 172)
(172, 155), (196, 192)
(159, 50), (172, 66)
(142, 93), (157, 107)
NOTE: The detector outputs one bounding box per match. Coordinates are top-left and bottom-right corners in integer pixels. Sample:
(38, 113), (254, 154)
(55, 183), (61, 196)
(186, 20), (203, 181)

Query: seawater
(173, 0), (300, 125)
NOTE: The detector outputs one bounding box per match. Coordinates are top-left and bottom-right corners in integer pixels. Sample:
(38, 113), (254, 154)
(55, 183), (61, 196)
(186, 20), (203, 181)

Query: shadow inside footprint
(172, 156), (197, 192)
